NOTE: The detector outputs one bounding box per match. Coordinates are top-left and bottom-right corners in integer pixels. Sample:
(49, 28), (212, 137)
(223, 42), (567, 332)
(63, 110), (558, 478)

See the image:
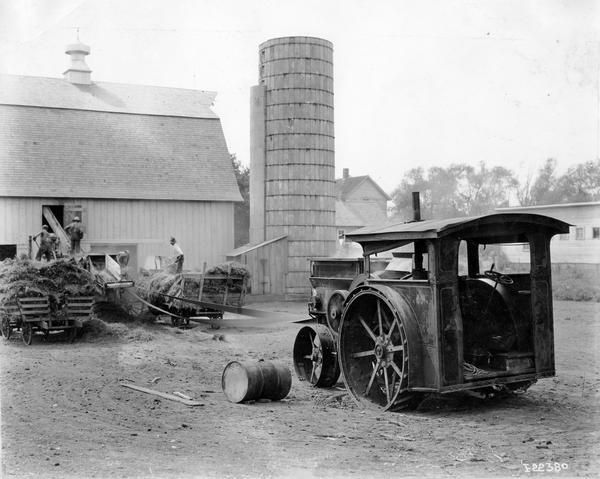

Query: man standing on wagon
(64, 216), (84, 255)
(169, 237), (184, 273)
(33, 225), (53, 261)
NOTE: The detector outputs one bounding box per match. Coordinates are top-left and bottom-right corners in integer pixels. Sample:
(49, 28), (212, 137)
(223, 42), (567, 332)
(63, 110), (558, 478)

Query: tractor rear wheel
(339, 289), (421, 411)
(293, 324), (340, 387)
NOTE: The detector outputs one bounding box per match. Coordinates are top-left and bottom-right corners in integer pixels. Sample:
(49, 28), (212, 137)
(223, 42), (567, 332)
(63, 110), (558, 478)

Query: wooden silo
(250, 36), (336, 297)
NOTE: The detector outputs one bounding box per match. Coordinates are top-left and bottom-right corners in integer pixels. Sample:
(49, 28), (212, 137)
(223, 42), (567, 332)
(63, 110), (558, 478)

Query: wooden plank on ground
(119, 382), (204, 406)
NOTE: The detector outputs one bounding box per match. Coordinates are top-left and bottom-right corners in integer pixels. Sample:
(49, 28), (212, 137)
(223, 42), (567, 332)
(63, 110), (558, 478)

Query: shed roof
(0, 74), (241, 202)
(347, 213), (570, 254)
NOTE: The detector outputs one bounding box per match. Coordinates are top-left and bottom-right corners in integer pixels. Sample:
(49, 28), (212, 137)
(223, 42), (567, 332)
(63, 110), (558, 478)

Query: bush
(553, 267), (600, 302)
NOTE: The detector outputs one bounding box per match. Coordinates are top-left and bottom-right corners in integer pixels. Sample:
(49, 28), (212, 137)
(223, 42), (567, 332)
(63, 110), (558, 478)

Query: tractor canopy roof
(346, 213), (570, 256)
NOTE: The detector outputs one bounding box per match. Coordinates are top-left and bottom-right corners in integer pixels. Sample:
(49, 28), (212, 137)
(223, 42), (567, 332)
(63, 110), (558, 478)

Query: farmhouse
(335, 168), (391, 257)
(0, 41), (241, 275)
(496, 202), (600, 273)
(335, 168), (391, 239)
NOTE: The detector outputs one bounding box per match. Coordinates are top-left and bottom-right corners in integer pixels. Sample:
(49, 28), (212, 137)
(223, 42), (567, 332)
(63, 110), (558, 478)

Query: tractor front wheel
(293, 324), (340, 387)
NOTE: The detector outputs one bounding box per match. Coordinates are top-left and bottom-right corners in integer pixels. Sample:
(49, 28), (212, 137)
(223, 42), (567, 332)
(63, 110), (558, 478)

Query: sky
(1, 0), (598, 195)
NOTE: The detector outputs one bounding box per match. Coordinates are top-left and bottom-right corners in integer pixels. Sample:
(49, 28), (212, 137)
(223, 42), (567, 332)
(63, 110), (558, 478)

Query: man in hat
(64, 216), (84, 254)
(169, 237), (184, 273)
(48, 233), (60, 260)
(33, 225), (53, 261)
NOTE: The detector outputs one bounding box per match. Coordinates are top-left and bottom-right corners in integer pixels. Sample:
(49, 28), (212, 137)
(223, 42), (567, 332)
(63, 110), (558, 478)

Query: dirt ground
(1, 300), (599, 479)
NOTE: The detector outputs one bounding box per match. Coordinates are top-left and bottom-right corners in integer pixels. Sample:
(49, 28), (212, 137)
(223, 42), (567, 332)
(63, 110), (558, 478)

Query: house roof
(0, 74), (218, 119)
(0, 75), (241, 202)
(336, 175), (391, 201)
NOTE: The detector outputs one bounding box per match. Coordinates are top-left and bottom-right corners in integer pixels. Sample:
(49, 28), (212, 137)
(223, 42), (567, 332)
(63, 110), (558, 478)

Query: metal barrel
(221, 360), (292, 403)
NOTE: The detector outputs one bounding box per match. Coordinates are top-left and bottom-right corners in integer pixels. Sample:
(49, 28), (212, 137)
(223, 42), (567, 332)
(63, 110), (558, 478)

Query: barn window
(593, 227), (600, 239)
(575, 227), (585, 240)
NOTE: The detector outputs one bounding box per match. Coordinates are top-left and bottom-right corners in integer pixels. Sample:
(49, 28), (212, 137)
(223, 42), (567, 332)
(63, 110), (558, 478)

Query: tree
(231, 154), (250, 247)
(390, 162), (517, 221)
(555, 160), (600, 203)
(517, 158), (600, 206)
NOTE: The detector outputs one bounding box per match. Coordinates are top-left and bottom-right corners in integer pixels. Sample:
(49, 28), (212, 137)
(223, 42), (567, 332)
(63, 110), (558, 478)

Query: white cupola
(63, 41), (92, 85)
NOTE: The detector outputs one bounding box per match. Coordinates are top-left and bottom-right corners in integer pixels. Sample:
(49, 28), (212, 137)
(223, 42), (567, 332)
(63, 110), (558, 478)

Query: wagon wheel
(1, 316), (12, 340)
(339, 289), (421, 411)
(326, 290), (348, 333)
(126, 300), (146, 317)
(293, 324), (340, 387)
(21, 323), (33, 346)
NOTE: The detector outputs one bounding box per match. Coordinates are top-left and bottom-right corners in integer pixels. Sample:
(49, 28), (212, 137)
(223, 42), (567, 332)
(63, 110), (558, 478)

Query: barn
(0, 41), (242, 275)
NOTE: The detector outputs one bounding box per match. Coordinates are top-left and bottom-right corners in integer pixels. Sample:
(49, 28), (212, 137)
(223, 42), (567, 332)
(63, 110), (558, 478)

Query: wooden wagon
(163, 271), (248, 328)
(1, 295), (94, 345)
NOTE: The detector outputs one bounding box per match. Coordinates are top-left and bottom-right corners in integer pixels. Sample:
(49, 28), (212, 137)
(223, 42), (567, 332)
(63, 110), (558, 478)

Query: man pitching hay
(169, 237), (184, 273)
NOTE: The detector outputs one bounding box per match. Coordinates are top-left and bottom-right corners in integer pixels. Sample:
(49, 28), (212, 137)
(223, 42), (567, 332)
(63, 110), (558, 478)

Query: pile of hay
(135, 271), (179, 303)
(206, 261), (251, 278)
(0, 257), (95, 307)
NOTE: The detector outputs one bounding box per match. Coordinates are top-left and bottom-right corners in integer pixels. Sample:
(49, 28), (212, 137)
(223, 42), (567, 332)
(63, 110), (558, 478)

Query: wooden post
(28, 235), (32, 259)
(198, 262), (206, 301)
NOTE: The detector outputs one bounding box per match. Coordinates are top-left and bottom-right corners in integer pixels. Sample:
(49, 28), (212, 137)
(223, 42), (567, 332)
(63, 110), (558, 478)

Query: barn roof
(0, 74), (242, 202)
(0, 74), (218, 119)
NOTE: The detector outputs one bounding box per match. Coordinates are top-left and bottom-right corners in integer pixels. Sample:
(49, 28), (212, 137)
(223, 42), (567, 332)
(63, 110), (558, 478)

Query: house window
(338, 229), (345, 243)
(522, 243), (530, 252)
(593, 227), (600, 239)
(575, 227), (585, 240)
(559, 233), (570, 240)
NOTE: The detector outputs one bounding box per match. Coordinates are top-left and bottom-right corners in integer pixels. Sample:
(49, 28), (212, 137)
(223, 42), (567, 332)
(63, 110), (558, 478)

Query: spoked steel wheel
(293, 324), (340, 387)
(326, 290), (347, 333)
(339, 289), (419, 411)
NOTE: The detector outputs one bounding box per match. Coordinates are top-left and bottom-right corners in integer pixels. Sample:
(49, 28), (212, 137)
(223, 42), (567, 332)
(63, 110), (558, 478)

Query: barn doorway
(42, 205), (64, 231)
(0, 244), (17, 260)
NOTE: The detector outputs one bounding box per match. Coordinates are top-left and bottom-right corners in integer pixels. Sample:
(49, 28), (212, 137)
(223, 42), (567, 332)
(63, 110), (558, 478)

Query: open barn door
(42, 206), (70, 256)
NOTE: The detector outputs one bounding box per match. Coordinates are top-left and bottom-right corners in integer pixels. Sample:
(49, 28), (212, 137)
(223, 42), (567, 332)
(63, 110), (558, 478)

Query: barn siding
(0, 197), (235, 273)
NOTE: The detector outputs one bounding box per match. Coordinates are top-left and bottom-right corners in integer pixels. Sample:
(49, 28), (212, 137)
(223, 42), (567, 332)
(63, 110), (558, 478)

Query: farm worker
(117, 250), (130, 278)
(33, 225), (53, 261)
(48, 233), (60, 260)
(169, 237), (184, 273)
(64, 216), (84, 254)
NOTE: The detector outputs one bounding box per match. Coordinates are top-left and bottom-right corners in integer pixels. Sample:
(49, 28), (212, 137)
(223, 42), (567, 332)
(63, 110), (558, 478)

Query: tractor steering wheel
(484, 270), (514, 285)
